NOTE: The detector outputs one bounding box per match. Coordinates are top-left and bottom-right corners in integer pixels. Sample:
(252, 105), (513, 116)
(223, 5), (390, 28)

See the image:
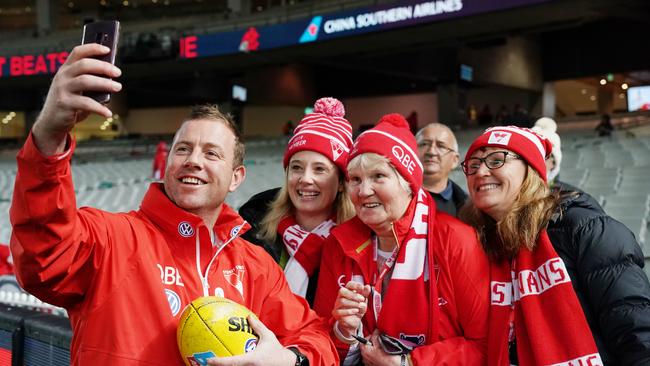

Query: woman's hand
(332, 281), (371, 339)
(360, 331), (401, 366)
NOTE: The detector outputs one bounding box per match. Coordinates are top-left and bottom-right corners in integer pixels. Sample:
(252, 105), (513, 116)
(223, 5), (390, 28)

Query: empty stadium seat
(227, 156), (284, 210)
(559, 167), (587, 187)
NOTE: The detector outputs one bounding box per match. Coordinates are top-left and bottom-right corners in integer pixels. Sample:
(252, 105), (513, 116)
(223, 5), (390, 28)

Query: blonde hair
(346, 153), (412, 196)
(259, 169), (355, 243)
(459, 166), (559, 261)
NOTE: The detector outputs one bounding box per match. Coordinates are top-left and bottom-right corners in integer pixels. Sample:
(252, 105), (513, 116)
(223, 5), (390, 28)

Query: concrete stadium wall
(460, 36), (544, 92)
(123, 107), (190, 135)
(465, 85), (537, 118)
(344, 92), (438, 131)
(242, 105), (305, 137)
(241, 92), (439, 137)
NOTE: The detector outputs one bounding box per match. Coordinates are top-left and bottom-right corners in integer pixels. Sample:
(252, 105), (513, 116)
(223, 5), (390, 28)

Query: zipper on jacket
(195, 221), (248, 297)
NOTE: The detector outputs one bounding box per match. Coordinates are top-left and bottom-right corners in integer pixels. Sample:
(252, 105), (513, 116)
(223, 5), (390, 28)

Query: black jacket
(238, 187), (320, 305)
(547, 186), (650, 365)
(239, 187), (283, 261)
(428, 179), (468, 217)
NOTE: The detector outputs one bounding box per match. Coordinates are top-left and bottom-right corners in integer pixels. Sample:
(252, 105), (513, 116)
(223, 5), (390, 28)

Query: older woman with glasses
(459, 126), (603, 365)
(314, 114), (489, 366)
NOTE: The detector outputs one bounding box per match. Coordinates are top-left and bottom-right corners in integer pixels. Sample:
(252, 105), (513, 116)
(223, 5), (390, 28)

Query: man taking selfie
(10, 43), (336, 366)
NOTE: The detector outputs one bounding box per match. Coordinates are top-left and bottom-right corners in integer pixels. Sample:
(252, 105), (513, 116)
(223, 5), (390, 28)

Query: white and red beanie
(349, 113), (423, 192)
(532, 117), (562, 182)
(465, 125), (553, 182)
(283, 97), (353, 172)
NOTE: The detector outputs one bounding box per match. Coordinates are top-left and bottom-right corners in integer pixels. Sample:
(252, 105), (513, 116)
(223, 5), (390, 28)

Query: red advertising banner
(0, 52), (68, 77)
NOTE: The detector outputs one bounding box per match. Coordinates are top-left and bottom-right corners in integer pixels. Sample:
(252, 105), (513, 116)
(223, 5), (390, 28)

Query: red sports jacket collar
(330, 195), (418, 280)
(139, 183), (250, 244)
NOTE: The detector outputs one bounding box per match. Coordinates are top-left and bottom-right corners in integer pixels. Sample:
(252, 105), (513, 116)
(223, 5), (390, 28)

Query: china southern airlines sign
(322, 1), (464, 35)
(0, 0), (548, 77)
(179, 0), (549, 59)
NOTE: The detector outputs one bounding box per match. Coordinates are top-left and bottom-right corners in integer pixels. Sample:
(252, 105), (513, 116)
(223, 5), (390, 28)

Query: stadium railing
(0, 304), (71, 366)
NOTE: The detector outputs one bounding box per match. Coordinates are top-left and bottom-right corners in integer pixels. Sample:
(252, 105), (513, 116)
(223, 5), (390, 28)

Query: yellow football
(177, 296), (259, 366)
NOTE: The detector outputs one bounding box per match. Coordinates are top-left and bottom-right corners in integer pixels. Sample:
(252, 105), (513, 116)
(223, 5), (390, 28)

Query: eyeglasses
(377, 333), (417, 355)
(461, 151), (520, 175)
(416, 140), (456, 156)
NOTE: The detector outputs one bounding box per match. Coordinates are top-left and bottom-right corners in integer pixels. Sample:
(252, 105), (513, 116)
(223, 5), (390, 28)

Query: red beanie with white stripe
(349, 113), (423, 192)
(283, 97), (353, 172)
(465, 125), (553, 182)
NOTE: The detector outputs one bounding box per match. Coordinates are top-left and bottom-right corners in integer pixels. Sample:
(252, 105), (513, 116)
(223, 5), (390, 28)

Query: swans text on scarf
(550, 354), (603, 366)
(490, 257), (570, 306)
(282, 225), (307, 254)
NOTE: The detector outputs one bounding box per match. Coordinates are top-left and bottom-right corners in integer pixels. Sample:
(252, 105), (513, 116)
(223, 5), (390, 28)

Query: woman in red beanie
(314, 113), (489, 365)
(459, 126), (602, 365)
(239, 97), (355, 306)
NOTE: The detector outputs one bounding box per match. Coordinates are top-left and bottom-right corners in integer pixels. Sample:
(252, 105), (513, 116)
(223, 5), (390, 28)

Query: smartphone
(81, 20), (120, 104)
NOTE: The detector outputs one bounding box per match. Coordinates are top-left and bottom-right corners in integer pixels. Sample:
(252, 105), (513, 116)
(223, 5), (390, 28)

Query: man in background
(416, 123), (467, 216)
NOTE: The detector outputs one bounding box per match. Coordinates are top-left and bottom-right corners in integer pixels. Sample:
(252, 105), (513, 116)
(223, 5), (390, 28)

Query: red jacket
(0, 244), (12, 276)
(313, 195), (489, 365)
(10, 134), (338, 366)
(152, 141), (168, 179)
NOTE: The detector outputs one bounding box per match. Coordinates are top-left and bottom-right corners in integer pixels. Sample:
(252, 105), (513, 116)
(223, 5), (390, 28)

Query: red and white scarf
(277, 215), (335, 297)
(488, 230), (602, 365)
(372, 189), (439, 347)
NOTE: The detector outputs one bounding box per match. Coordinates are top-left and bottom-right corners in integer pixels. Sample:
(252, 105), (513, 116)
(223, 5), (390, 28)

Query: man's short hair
(184, 104), (245, 167)
(416, 123), (459, 152)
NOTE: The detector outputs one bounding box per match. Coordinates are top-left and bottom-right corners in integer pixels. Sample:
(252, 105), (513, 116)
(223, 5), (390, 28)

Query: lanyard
(370, 234), (401, 322)
(508, 258), (517, 343)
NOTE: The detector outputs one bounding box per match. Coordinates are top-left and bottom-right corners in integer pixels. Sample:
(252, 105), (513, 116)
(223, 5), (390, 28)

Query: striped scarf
(488, 230), (601, 365)
(374, 190), (439, 347)
(278, 216), (335, 297)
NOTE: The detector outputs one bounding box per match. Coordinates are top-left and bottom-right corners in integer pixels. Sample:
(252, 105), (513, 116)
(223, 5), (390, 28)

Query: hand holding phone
(81, 20), (120, 104)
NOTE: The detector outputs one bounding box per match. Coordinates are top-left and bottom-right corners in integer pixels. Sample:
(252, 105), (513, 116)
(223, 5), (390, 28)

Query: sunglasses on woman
(461, 151), (521, 175)
(377, 333), (418, 355)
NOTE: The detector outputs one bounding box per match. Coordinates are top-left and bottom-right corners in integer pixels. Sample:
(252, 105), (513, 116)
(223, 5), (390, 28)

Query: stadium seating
(0, 125), (649, 294)
(225, 138), (287, 210)
(559, 128), (650, 278)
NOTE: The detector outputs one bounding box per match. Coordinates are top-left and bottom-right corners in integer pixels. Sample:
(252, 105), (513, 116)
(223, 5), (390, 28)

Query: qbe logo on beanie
(349, 113), (423, 192)
(391, 145), (416, 175)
